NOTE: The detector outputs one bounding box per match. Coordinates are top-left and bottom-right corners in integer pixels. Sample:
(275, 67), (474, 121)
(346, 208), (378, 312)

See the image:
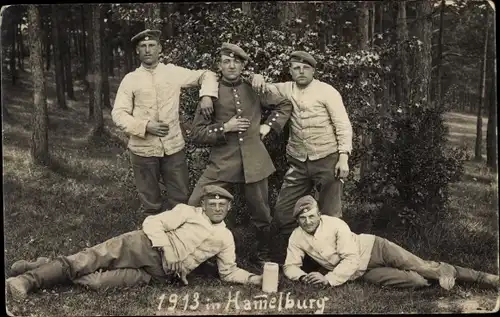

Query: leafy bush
(117, 2), (465, 235)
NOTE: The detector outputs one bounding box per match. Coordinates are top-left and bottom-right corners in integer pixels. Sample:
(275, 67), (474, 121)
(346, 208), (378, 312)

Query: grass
(3, 68), (499, 315)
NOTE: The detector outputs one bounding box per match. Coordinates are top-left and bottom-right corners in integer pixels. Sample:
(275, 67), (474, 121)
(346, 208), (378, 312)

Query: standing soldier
(112, 29), (217, 217)
(188, 43), (293, 265)
(251, 51), (353, 264)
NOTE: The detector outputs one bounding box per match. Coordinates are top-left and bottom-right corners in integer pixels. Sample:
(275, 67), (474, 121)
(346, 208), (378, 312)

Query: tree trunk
(101, 10), (111, 109)
(370, 2), (375, 46)
(394, 1), (410, 108)
(123, 20), (133, 74)
(10, 20), (17, 85)
(486, 8), (497, 170)
(60, 19), (75, 100)
(108, 15), (115, 78)
(90, 4), (104, 135)
(475, 9), (489, 161)
(28, 5), (50, 166)
(145, 3), (161, 29)
(278, 2), (301, 24)
(160, 3), (174, 39)
(436, 0), (445, 109)
(414, 0), (432, 106)
(45, 22), (51, 71)
(358, 1), (374, 179)
(51, 4), (67, 109)
(82, 4), (90, 88)
(242, 2), (251, 15)
(87, 5), (94, 119)
(17, 23), (24, 71)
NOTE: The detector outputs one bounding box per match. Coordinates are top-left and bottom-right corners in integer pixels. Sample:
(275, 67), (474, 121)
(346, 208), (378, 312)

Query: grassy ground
(3, 69), (499, 315)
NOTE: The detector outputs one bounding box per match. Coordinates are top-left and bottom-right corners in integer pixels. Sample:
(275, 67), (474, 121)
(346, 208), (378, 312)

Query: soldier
(251, 51), (353, 264)
(6, 186), (263, 301)
(111, 29), (217, 217)
(284, 195), (500, 290)
(188, 43), (293, 265)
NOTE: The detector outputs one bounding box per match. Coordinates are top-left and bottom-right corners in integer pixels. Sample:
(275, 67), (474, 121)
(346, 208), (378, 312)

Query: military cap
(220, 42), (249, 61)
(202, 185), (234, 201)
(290, 51), (317, 68)
(293, 195), (319, 218)
(131, 29), (162, 46)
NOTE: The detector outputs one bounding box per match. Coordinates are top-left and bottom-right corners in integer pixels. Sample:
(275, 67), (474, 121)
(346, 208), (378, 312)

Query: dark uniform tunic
(188, 78), (292, 230)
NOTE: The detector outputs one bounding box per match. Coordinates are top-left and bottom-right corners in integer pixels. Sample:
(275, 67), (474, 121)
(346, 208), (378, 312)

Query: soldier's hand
(251, 73), (268, 95)
(146, 121), (169, 137)
(335, 154), (349, 179)
(223, 115), (251, 132)
(248, 275), (263, 286)
(259, 124), (271, 139)
(199, 96), (214, 120)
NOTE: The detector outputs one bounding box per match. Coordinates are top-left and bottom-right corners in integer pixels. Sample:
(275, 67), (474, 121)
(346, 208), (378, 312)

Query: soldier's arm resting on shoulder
(248, 73), (288, 97)
(282, 232), (308, 282)
(216, 230), (260, 285)
(324, 87), (353, 155)
(170, 64), (219, 98)
(111, 75), (149, 138)
(142, 205), (191, 247)
(260, 92), (293, 134)
(323, 220), (360, 286)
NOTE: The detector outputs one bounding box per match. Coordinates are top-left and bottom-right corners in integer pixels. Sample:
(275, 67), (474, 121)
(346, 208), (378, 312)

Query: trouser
(188, 174), (272, 231)
(130, 150), (189, 215)
(21, 231), (167, 291)
(362, 236), (494, 288)
(274, 153), (343, 236)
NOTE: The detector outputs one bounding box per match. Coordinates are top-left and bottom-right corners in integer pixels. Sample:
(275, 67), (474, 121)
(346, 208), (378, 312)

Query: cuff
(264, 112), (282, 133)
(137, 119), (149, 138)
(207, 123), (226, 143)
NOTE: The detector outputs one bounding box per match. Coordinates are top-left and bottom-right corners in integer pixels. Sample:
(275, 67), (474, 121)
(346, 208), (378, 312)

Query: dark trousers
(274, 152), (343, 235)
(188, 174), (272, 230)
(130, 150), (189, 215)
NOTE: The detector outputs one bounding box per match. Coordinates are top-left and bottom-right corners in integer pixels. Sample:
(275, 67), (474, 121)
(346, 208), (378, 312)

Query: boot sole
(6, 278), (28, 301)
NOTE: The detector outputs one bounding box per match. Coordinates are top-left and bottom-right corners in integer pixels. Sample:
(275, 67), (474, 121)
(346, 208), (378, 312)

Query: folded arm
(282, 232), (308, 281)
(142, 204), (192, 247)
(259, 92), (293, 134)
(111, 74), (149, 138)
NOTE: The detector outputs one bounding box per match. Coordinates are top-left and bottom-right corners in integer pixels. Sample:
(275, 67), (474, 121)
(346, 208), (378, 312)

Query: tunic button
(237, 116), (241, 119)
(276, 113), (279, 117)
(238, 131), (242, 134)
(235, 94), (239, 98)
(268, 122), (272, 126)
(209, 130), (212, 133)
(239, 138), (243, 141)
(237, 109), (242, 112)
(272, 118), (276, 121)
(214, 128), (218, 132)
(236, 101), (241, 105)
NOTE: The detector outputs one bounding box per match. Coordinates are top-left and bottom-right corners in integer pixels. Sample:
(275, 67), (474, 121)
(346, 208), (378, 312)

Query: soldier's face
(289, 61), (315, 86)
(219, 55), (245, 81)
(297, 207), (321, 234)
(202, 197), (231, 224)
(136, 39), (161, 65)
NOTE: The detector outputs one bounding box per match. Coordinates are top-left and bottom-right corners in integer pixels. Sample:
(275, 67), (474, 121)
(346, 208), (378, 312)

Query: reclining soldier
(6, 185), (262, 300)
(283, 195), (499, 290)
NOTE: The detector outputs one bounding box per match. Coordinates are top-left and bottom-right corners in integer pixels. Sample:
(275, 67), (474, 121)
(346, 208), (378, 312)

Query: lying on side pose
(283, 195), (499, 290)
(6, 185), (262, 301)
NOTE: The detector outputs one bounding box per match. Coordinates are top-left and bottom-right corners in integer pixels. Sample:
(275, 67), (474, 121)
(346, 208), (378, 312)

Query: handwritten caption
(157, 291), (329, 314)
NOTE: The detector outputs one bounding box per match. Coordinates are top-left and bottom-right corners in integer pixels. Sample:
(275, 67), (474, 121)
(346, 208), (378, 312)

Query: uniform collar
(220, 77), (243, 87)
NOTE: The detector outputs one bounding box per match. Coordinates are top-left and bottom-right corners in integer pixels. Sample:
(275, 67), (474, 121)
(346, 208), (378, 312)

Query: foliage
(113, 2), (465, 235)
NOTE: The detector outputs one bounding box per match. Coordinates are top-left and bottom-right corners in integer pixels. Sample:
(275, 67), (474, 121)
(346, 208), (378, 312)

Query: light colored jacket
(265, 79), (353, 162)
(142, 204), (253, 284)
(283, 215), (375, 286)
(111, 63), (218, 157)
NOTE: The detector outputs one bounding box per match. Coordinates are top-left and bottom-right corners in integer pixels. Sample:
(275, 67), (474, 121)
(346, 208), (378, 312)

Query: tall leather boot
(6, 259), (69, 301)
(272, 232), (291, 266)
(253, 227), (272, 266)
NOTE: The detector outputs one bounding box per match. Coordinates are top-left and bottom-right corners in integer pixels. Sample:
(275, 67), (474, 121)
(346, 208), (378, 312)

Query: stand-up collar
(220, 77), (243, 87)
